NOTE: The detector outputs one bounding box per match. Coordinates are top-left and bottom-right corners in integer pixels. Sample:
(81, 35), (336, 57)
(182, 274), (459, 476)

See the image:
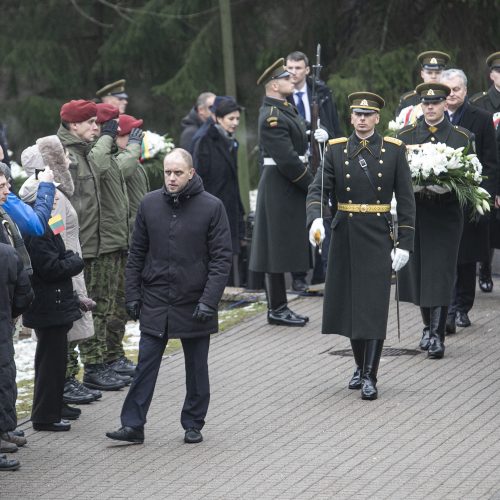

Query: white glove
(309, 218), (325, 246)
(391, 248), (409, 272)
(313, 128), (329, 143)
(38, 167), (54, 183)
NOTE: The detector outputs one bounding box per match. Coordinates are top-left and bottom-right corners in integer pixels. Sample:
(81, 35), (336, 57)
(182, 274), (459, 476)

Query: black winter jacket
(23, 228), (83, 329)
(126, 174), (232, 339)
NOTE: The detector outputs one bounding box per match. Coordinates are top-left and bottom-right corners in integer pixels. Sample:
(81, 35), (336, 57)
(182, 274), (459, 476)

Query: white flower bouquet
(406, 142), (491, 215)
(140, 131), (175, 161)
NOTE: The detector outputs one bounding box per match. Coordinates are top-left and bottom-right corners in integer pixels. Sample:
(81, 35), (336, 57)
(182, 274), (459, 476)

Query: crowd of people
(1, 48), (499, 463)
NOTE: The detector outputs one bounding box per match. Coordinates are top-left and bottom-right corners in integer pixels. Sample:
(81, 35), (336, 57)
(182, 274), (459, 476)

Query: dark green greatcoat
(306, 131), (415, 340)
(397, 118), (473, 307)
(249, 96), (313, 273)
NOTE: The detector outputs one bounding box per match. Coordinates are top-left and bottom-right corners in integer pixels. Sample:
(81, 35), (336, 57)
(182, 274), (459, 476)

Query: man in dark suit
(441, 69), (499, 332)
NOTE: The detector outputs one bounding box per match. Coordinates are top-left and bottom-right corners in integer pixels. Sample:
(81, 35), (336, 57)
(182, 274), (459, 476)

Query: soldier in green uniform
(249, 58), (313, 327)
(397, 83), (473, 359)
(470, 51), (500, 292)
(396, 51), (450, 116)
(306, 92), (415, 400)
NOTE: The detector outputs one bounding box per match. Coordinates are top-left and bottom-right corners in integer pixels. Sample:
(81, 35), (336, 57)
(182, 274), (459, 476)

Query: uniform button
(346, 187), (351, 191)
(378, 173), (382, 177)
(345, 161), (349, 165)
(381, 148), (386, 152)
(377, 213), (381, 216)
(377, 187), (382, 191)
(348, 200), (353, 203)
(377, 200), (381, 204)
(343, 149), (347, 154)
(379, 160), (384, 164)
(346, 173), (351, 178)
(431, 137), (435, 142)
(349, 213), (353, 217)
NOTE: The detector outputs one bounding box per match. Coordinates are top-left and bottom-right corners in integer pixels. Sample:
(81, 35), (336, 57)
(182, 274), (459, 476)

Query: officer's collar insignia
(360, 139), (369, 147)
(428, 125), (438, 133)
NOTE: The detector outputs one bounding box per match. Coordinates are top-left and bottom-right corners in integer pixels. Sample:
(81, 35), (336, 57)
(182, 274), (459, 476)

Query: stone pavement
(2, 283), (500, 500)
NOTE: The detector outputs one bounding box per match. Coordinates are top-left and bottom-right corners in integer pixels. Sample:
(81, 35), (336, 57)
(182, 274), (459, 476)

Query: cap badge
(360, 99), (368, 106)
(430, 57), (438, 64)
(427, 89), (435, 96)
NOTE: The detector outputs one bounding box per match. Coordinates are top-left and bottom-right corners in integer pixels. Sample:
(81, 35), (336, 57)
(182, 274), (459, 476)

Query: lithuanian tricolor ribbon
(48, 214), (65, 235)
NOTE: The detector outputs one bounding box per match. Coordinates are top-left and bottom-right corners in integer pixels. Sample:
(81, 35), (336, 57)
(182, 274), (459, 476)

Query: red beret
(60, 100), (97, 123)
(96, 103), (120, 124)
(118, 114), (144, 136)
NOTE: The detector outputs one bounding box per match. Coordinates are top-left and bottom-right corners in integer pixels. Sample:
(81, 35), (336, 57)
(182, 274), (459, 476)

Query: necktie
(295, 91), (306, 119)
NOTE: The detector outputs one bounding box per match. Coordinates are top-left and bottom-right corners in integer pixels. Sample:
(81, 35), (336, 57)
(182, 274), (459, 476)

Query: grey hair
(196, 92), (216, 110)
(0, 161), (11, 179)
(441, 68), (468, 88)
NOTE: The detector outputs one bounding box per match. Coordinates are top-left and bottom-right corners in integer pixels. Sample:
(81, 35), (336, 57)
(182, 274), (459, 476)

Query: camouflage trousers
(78, 252), (123, 367)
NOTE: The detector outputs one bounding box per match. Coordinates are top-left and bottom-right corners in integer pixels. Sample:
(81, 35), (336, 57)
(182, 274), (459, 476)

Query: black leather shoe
(184, 428), (203, 444)
(361, 377), (378, 400)
(61, 404), (81, 420)
(419, 327), (430, 350)
(107, 356), (137, 377)
(0, 454), (20, 471)
(106, 426), (144, 444)
(445, 315), (456, 334)
(291, 279), (308, 293)
(33, 420), (71, 432)
(267, 305), (306, 327)
(63, 378), (96, 404)
(348, 367), (362, 390)
(290, 310), (309, 323)
(455, 311), (471, 327)
(479, 276), (493, 293)
(83, 364), (126, 391)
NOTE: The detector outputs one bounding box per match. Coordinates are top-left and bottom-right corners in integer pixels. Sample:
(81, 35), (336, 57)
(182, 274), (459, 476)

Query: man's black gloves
(101, 120), (119, 139)
(192, 303), (216, 323)
(126, 301), (141, 321)
(128, 128), (144, 145)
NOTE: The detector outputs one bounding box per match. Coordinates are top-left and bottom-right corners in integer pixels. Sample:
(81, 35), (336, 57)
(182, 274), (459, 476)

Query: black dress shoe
(267, 305), (307, 327)
(290, 310), (310, 323)
(61, 404), (81, 420)
(32, 420), (71, 432)
(445, 315), (456, 334)
(0, 454), (20, 471)
(106, 426), (144, 444)
(419, 327), (430, 351)
(361, 377), (378, 400)
(478, 277), (493, 293)
(291, 279), (308, 293)
(455, 311), (471, 328)
(184, 428), (203, 444)
(348, 367), (362, 390)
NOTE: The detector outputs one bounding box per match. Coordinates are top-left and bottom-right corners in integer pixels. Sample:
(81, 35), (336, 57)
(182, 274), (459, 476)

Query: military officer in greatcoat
(306, 92), (415, 400)
(471, 51), (500, 293)
(249, 58), (321, 327)
(397, 82), (473, 359)
(396, 51), (451, 116)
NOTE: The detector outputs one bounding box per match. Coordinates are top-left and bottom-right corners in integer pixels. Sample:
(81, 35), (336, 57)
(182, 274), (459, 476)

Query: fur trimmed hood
(37, 135), (74, 197)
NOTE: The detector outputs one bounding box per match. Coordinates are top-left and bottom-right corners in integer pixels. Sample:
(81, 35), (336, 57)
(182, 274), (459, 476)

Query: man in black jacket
(441, 69), (499, 332)
(106, 148), (232, 445)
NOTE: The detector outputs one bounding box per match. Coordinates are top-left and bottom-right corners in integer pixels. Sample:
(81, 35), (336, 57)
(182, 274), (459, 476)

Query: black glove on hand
(126, 300), (141, 321)
(128, 128), (144, 145)
(192, 303), (216, 323)
(101, 120), (119, 138)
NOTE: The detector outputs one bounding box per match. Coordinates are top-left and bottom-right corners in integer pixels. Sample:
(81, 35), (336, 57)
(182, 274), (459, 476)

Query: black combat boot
(427, 306), (447, 359)
(83, 364), (126, 391)
(348, 339), (365, 390)
(419, 307), (431, 350)
(361, 339), (384, 400)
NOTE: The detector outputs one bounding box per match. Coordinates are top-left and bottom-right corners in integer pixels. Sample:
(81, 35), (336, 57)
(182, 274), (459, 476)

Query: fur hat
(60, 100), (97, 123)
(36, 135), (75, 197)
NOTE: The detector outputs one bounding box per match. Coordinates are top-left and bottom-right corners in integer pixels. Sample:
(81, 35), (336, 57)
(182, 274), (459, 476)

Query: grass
(15, 301), (266, 419)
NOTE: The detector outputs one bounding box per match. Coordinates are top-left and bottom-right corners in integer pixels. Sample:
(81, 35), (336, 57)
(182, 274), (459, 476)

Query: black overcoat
(249, 96), (313, 273)
(125, 174), (232, 339)
(453, 101), (499, 263)
(0, 243), (33, 433)
(193, 123), (245, 254)
(22, 229), (83, 329)
(397, 118), (472, 307)
(306, 132), (416, 340)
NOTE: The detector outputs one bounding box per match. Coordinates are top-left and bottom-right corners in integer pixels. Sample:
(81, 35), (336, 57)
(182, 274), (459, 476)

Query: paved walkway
(2, 282), (500, 499)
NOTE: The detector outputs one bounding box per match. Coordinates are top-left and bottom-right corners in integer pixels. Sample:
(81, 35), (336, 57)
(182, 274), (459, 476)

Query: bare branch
(70, 0), (114, 28)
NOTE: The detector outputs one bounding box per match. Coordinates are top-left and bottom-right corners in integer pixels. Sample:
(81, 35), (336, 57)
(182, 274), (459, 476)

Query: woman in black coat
(22, 188), (84, 431)
(193, 97), (245, 286)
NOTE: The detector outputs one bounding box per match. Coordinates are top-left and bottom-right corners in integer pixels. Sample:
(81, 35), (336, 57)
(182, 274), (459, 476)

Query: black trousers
(31, 324), (71, 424)
(449, 262), (476, 315)
(265, 273), (287, 310)
(121, 333), (210, 431)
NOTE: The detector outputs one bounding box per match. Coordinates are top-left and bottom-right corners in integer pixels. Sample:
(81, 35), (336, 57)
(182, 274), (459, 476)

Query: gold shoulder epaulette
(470, 91), (486, 103)
(384, 136), (403, 146)
(328, 137), (348, 145)
(398, 123), (416, 135)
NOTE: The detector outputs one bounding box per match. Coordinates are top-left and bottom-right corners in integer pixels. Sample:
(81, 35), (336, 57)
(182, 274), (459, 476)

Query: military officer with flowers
(306, 92), (415, 400)
(397, 82), (473, 359)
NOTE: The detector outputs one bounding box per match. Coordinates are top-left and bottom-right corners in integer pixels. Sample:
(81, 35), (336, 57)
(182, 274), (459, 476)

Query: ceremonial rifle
(310, 43), (322, 176)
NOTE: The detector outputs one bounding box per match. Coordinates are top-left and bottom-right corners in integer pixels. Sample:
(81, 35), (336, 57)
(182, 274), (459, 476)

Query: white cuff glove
(309, 218), (325, 246)
(313, 128), (329, 143)
(391, 248), (409, 272)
